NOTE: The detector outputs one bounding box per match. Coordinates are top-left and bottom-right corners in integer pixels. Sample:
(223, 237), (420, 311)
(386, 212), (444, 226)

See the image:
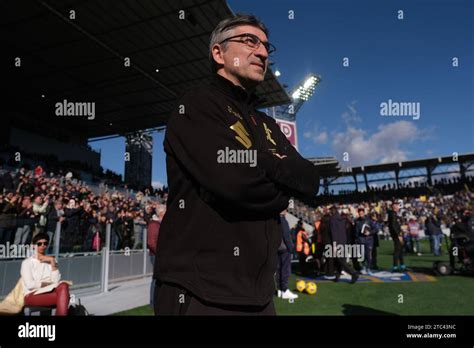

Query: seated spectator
(21, 233), (70, 316)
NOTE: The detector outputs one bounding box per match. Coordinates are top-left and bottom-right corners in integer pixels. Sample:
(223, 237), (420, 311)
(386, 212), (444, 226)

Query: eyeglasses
(219, 33), (276, 55)
(36, 242), (48, 247)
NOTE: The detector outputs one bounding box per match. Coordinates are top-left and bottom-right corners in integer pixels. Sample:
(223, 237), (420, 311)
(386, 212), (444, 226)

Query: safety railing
(0, 223), (153, 298)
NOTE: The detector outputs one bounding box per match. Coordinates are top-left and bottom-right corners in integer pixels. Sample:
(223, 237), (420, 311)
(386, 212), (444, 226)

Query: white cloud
(341, 100), (362, 125)
(304, 128), (328, 145)
(332, 120), (423, 167)
(315, 132), (328, 144)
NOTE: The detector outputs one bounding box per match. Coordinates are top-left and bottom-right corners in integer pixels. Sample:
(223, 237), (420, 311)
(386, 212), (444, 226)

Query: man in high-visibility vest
(296, 227), (311, 275)
(312, 218), (323, 274)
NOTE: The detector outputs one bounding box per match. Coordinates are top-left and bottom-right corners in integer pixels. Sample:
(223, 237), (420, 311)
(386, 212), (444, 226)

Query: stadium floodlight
(303, 76), (316, 89)
(267, 72), (321, 123)
(291, 74), (320, 102)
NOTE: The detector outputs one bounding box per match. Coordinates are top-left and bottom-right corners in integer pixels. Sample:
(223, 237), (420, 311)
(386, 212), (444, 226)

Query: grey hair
(156, 204), (166, 214)
(209, 13), (269, 72)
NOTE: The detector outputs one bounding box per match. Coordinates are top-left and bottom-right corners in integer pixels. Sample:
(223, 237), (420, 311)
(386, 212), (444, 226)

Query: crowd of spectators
(317, 175), (473, 205)
(0, 145), (171, 193)
(288, 182), (473, 276)
(0, 165), (167, 255)
(1, 159), (471, 266)
(292, 175), (473, 225)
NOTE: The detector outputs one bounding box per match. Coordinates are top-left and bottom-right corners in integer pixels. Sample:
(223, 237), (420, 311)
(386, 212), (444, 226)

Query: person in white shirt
(21, 233), (70, 315)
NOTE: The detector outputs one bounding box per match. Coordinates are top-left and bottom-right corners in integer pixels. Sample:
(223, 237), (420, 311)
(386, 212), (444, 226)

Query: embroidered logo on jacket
(263, 123), (277, 146)
(227, 105), (243, 120)
(230, 121), (252, 149)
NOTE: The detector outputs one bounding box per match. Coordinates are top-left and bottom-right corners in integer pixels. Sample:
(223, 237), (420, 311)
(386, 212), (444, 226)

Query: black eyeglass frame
(218, 33), (276, 55)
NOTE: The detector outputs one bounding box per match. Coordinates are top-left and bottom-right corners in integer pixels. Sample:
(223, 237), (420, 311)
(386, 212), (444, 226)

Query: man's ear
(212, 44), (225, 66)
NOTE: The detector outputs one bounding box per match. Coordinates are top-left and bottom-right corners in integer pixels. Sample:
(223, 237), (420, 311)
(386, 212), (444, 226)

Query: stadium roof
(306, 157), (342, 178)
(304, 153), (474, 183)
(3, 0), (291, 138)
(337, 153), (474, 177)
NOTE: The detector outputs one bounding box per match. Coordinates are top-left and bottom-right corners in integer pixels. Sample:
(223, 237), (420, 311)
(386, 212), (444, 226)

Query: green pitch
(114, 240), (474, 316)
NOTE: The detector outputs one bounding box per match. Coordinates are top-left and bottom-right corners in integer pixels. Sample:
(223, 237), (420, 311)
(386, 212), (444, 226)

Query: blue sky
(90, 0), (473, 188)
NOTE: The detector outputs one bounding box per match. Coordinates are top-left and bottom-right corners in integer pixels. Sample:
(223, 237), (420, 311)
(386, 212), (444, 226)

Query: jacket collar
(210, 74), (263, 107)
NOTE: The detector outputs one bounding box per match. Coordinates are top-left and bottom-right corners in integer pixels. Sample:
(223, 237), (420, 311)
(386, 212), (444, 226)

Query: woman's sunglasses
(36, 242), (49, 247)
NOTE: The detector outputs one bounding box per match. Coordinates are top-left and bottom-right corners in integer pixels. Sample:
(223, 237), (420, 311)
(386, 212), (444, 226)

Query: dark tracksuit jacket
(388, 210), (402, 240)
(280, 215), (293, 253)
(154, 74), (319, 306)
(355, 217), (375, 241)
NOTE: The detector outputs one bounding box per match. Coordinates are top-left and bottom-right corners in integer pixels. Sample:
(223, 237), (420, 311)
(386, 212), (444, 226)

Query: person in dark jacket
(0, 193), (20, 244)
(13, 167), (26, 188)
(79, 203), (97, 252)
(290, 220), (303, 259)
(115, 210), (133, 249)
(104, 205), (118, 250)
(388, 201), (406, 271)
(153, 14), (320, 315)
(319, 210), (333, 277)
(46, 199), (64, 254)
(327, 206), (359, 283)
(63, 199), (83, 252)
(147, 207), (164, 309)
(355, 208), (376, 274)
(0, 169), (14, 193)
(426, 214), (443, 256)
(276, 210), (298, 300)
(13, 196), (36, 245)
(450, 210), (474, 261)
(369, 212), (381, 270)
(344, 211), (361, 272)
(17, 176), (35, 198)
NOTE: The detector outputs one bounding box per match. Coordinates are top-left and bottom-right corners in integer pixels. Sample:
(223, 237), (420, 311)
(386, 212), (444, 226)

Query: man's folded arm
(166, 92), (289, 214)
(256, 116), (320, 199)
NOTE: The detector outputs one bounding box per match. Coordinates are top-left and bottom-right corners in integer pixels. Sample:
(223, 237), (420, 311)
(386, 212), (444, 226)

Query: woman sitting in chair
(21, 233), (70, 316)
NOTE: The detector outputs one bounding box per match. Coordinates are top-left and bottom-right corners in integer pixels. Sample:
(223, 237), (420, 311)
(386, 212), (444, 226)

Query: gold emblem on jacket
(230, 121), (252, 149)
(263, 123), (277, 146)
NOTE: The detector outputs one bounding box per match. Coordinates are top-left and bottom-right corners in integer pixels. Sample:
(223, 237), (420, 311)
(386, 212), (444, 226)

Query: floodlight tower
(268, 74), (321, 121)
(124, 131), (153, 189)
